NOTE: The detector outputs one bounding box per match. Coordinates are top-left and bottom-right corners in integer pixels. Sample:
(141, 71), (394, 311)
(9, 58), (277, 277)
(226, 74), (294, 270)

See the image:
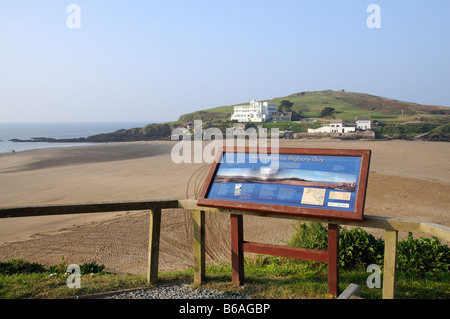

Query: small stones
(104, 284), (248, 299)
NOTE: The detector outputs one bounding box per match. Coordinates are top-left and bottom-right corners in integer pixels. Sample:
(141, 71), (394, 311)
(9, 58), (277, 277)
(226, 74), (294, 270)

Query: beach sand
(0, 139), (448, 274)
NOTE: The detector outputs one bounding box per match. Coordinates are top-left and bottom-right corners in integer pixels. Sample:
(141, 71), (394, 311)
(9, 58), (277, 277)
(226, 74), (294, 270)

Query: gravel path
(103, 284), (249, 299)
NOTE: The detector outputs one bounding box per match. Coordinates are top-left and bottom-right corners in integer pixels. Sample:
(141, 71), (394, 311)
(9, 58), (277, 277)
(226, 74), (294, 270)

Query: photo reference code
(179, 303), (270, 316)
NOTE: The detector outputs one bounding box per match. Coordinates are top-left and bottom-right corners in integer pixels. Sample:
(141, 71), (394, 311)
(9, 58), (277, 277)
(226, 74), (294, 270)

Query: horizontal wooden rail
(0, 199), (179, 218)
(243, 241), (328, 263)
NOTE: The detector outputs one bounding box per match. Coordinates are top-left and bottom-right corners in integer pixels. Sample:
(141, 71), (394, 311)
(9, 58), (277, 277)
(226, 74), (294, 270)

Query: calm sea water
(0, 122), (150, 154)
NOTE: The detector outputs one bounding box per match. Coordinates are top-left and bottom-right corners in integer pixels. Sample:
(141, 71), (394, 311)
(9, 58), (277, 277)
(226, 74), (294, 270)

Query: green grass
(0, 265), (196, 299)
(198, 257), (450, 299)
(0, 272), (146, 299)
(1, 259), (448, 299)
(203, 105), (235, 114)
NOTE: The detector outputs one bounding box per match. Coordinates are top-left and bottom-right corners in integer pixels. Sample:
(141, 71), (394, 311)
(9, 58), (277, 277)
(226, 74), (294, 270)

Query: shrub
(288, 222), (328, 251)
(288, 222), (385, 269)
(80, 261), (105, 274)
(47, 258), (105, 275)
(338, 228), (384, 269)
(47, 256), (69, 274)
(397, 232), (450, 276)
(434, 123), (450, 135)
(0, 257), (105, 276)
(0, 259), (46, 275)
(373, 123), (439, 136)
(288, 223), (450, 276)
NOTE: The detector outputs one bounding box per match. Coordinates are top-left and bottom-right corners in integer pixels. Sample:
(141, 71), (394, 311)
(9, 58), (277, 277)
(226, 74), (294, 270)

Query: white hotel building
(231, 99), (277, 122)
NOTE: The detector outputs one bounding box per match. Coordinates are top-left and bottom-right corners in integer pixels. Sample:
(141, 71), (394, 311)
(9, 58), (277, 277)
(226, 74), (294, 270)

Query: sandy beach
(0, 139), (449, 274)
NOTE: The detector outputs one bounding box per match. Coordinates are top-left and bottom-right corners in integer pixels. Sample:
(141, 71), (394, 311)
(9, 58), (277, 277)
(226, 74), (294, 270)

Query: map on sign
(301, 188), (326, 206)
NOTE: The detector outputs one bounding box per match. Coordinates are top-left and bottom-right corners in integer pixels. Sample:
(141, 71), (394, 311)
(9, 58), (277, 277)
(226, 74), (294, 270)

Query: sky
(218, 168), (356, 184)
(1, 1), (449, 123)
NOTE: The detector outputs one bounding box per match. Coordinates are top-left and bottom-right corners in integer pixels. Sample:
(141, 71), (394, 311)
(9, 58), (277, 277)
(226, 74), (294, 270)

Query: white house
(355, 116), (372, 130)
(231, 99), (277, 122)
(308, 119), (356, 134)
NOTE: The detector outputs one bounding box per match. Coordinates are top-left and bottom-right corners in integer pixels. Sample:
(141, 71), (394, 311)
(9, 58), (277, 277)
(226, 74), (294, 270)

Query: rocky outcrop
(10, 123), (174, 144)
(295, 130), (376, 140)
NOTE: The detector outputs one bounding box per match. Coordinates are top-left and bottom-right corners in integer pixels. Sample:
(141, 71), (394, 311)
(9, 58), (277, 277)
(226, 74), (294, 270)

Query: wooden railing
(1, 199), (449, 299)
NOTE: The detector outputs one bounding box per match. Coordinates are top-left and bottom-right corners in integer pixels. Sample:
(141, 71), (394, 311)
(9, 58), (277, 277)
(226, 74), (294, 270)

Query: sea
(0, 122), (150, 154)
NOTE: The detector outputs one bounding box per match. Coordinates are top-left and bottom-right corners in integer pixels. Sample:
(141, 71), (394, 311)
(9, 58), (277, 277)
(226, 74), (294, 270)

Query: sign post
(197, 147), (371, 297)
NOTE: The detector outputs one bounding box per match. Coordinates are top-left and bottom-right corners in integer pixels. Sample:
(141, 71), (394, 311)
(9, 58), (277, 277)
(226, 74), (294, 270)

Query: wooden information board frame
(196, 147), (371, 297)
(197, 147), (371, 222)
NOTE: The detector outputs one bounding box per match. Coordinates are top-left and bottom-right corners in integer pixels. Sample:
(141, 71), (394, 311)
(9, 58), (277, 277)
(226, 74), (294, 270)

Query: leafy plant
(397, 232), (450, 276)
(288, 222), (328, 251)
(320, 107), (336, 118)
(373, 123), (439, 136)
(1, 257), (106, 276)
(338, 228), (384, 269)
(288, 222), (385, 269)
(47, 256), (68, 274)
(289, 222), (450, 277)
(0, 259), (46, 275)
(80, 261), (105, 274)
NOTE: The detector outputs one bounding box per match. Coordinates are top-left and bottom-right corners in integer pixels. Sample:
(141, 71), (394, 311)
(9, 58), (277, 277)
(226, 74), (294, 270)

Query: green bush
(0, 259), (46, 275)
(373, 123), (439, 136)
(287, 222), (449, 276)
(288, 222), (384, 269)
(80, 261), (105, 274)
(1, 258), (105, 276)
(338, 228), (384, 269)
(397, 232), (450, 276)
(47, 256), (69, 274)
(288, 222), (328, 251)
(434, 123), (450, 135)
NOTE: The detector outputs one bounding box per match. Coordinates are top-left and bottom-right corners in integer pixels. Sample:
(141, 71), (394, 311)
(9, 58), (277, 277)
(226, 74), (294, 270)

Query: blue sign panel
(206, 153), (362, 212)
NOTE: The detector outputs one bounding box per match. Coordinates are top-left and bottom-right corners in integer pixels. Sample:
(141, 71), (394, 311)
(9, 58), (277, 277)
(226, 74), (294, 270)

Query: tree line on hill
(277, 100), (303, 121)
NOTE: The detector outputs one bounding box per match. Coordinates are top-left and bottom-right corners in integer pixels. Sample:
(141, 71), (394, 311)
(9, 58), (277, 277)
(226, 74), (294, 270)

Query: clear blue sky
(1, 1), (449, 122)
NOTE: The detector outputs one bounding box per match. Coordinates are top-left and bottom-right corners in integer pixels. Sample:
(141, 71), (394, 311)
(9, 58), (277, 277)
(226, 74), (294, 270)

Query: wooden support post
(230, 214), (244, 286)
(328, 223), (339, 298)
(383, 230), (398, 299)
(193, 210), (206, 285)
(147, 208), (162, 285)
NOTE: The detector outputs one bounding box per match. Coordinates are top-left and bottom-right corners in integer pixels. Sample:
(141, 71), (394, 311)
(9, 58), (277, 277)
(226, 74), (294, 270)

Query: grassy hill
(68, 90), (448, 143)
(178, 90), (450, 123)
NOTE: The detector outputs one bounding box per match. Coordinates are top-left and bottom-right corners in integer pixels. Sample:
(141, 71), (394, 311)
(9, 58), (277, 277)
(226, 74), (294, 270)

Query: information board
(197, 147), (371, 221)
